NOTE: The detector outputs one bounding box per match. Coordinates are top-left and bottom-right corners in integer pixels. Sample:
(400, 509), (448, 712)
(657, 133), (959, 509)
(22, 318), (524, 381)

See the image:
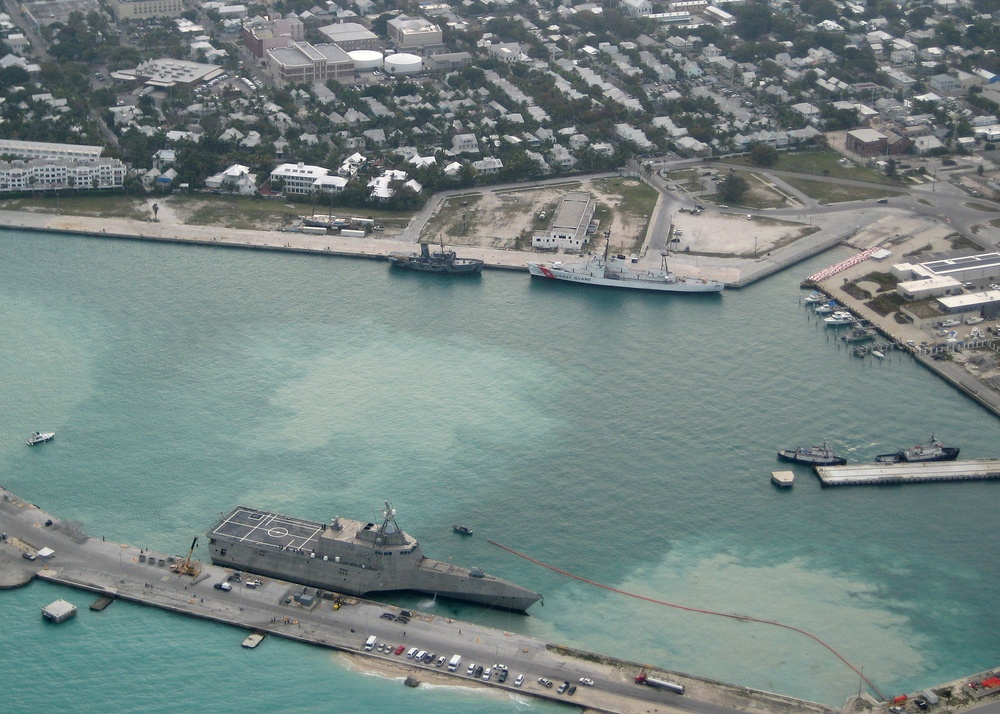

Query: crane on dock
(171, 536), (201, 577)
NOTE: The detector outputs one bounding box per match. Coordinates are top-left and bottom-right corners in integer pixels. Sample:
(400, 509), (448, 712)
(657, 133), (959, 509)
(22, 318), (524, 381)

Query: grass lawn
(177, 195), (303, 228)
(723, 148), (900, 185)
(0, 195), (151, 220)
(781, 177), (903, 204)
(593, 176), (658, 214)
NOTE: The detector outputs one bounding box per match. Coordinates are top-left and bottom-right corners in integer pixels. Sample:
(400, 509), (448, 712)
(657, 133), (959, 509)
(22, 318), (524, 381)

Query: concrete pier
(0, 485), (836, 714)
(815, 459), (1000, 487)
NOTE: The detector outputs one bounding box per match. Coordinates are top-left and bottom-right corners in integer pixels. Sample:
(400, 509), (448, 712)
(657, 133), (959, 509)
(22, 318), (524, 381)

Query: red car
(394, 645), (406, 655)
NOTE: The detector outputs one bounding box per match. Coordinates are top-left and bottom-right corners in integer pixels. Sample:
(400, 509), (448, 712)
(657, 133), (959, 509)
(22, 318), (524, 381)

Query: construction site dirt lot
(418, 177), (656, 253)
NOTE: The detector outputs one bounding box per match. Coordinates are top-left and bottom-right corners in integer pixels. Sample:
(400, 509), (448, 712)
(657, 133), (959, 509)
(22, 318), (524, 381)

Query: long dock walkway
(0, 484), (836, 714)
(815, 459), (1000, 487)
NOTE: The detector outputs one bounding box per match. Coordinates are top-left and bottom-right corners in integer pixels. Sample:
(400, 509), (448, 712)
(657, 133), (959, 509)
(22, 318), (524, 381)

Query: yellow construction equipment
(171, 536), (201, 577)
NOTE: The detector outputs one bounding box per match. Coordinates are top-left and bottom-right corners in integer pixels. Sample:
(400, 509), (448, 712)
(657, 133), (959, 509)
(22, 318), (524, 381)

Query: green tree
(734, 1), (773, 41)
(718, 171), (750, 203)
(749, 143), (779, 167)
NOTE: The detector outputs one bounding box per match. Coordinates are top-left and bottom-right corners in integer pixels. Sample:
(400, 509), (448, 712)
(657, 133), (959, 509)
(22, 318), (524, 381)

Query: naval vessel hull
(207, 506), (540, 612)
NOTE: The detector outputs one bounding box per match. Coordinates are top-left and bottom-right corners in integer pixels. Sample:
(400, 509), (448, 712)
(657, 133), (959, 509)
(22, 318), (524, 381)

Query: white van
(364, 635), (377, 651)
(447, 654), (462, 672)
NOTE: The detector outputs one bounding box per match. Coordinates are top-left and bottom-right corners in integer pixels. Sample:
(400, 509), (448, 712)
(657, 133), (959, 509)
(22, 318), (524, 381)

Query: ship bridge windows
(220, 548), (227, 556)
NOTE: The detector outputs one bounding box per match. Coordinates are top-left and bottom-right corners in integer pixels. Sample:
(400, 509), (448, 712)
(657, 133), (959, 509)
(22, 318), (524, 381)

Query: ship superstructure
(207, 502), (541, 612)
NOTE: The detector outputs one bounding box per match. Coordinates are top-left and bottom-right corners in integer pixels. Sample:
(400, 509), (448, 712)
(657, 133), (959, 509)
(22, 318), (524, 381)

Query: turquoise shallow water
(2, 229), (998, 712)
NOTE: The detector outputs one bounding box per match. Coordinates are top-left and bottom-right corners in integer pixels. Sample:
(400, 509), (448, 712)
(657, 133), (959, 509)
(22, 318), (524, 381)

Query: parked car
(579, 677), (594, 686)
(214, 582), (232, 591)
(557, 681), (570, 694)
(514, 674), (524, 687)
(394, 645), (406, 655)
(538, 678), (553, 688)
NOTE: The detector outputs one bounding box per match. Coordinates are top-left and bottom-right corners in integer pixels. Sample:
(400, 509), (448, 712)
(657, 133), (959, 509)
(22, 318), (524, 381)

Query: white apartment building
(0, 139), (104, 161)
(0, 158), (125, 192)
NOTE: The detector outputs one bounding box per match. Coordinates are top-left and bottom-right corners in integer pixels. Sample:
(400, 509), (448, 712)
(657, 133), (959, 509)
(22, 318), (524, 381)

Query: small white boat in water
(872, 350), (884, 359)
(26, 431), (55, 446)
(803, 291), (825, 304)
(824, 311), (855, 326)
(814, 301), (840, 315)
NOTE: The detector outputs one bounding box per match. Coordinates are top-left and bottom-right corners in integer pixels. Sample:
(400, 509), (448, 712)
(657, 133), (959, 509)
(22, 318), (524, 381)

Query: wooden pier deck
(815, 459), (1000, 487)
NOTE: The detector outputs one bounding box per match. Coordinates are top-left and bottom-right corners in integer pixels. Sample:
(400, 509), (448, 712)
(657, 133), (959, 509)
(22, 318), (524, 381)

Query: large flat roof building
(243, 17), (304, 58)
(920, 252), (1000, 287)
(129, 58), (224, 87)
(387, 15), (442, 50)
(105, 0), (184, 20)
(266, 42), (354, 85)
(318, 22), (380, 51)
(533, 191), (595, 251)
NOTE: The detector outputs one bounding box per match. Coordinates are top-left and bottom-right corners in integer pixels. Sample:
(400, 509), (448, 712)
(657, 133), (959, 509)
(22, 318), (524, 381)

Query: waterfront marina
(2, 227), (999, 712)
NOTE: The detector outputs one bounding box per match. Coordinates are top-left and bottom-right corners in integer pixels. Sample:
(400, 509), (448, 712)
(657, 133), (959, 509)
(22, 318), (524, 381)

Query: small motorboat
(452, 524), (473, 535)
(872, 350), (884, 359)
(26, 431), (55, 446)
(824, 311), (855, 326)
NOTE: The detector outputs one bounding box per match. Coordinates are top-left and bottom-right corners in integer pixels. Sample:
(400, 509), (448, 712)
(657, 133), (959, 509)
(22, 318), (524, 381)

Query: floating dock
(242, 632), (265, 649)
(90, 595), (114, 611)
(42, 599), (77, 623)
(771, 471), (795, 487)
(815, 459), (1000, 487)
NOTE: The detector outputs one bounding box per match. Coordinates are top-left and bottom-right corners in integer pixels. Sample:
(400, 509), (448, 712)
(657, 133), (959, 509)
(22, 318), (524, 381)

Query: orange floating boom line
(488, 538), (885, 701)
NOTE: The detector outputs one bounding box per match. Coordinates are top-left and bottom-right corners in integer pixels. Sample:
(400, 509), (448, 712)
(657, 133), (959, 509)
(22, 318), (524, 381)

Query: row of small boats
(804, 293), (859, 326)
(777, 434), (959, 467)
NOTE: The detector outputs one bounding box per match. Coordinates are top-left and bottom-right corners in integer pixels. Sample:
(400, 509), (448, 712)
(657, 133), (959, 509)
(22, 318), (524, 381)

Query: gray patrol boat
(207, 502), (541, 612)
